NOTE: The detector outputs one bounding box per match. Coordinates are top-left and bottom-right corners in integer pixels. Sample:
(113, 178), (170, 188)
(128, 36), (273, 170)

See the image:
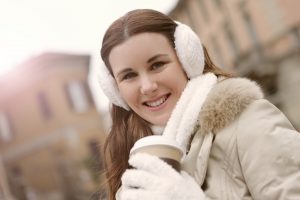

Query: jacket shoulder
(235, 99), (300, 199)
(199, 77), (264, 134)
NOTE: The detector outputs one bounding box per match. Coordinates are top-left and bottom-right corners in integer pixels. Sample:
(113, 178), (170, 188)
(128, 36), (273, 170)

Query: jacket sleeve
(236, 99), (300, 200)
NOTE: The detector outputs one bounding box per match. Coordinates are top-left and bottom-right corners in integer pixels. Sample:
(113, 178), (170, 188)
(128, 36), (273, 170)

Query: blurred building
(0, 53), (107, 200)
(169, 0), (300, 130)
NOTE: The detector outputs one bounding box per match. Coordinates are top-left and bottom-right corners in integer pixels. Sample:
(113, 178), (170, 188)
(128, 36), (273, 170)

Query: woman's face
(109, 32), (188, 126)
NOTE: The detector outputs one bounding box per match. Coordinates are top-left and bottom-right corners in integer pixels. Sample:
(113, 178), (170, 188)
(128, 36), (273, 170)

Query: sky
(0, 0), (177, 111)
(0, 0), (177, 74)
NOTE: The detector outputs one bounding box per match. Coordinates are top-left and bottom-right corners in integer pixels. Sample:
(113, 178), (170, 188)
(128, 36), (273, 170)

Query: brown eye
(122, 72), (137, 80)
(151, 62), (165, 70)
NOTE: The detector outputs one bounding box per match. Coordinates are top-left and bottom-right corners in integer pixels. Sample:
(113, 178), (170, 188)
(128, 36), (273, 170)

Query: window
(82, 81), (94, 106)
(88, 140), (103, 170)
(0, 111), (13, 142)
(242, 11), (259, 46)
(211, 36), (225, 68)
(224, 23), (239, 57)
(197, 0), (210, 22)
(214, 0), (222, 9)
(37, 91), (52, 120)
(83, 139), (103, 184)
(65, 80), (91, 113)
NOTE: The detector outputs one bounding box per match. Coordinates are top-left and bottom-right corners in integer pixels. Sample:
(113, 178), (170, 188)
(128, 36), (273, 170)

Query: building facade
(0, 53), (107, 200)
(169, 0), (300, 130)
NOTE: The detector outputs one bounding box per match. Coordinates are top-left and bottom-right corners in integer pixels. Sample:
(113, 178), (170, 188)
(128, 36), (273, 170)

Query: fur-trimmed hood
(162, 75), (263, 152)
(181, 77), (264, 186)
(198, 77), (264, 135)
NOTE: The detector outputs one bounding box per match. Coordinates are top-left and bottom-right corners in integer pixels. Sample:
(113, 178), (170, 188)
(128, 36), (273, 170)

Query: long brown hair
(100, 9), (231, 199)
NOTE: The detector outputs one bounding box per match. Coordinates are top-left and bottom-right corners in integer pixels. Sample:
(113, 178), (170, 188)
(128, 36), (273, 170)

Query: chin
(151, 116), (169, 126)
(153, 121), (167, 126)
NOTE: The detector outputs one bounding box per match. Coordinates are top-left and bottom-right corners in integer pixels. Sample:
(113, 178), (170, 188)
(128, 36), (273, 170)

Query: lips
(143, 94), (170, 108)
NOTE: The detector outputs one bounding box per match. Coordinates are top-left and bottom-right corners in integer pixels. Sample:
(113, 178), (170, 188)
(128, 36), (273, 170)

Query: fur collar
(198, 77), (264, 135)
(163, 73), (217, 152)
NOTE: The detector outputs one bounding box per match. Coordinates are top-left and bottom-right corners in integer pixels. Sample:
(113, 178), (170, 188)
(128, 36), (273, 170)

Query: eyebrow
(147, 54), (169, 63)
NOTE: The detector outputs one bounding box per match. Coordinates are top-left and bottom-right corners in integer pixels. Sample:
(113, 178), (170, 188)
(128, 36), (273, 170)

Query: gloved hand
(119, 153), (205, 200)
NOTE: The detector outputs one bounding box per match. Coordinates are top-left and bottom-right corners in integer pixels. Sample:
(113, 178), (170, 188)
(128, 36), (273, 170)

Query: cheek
(179, 77), (188, 91)
(166, 72), (187, 92)
(118, 84), (137, 105)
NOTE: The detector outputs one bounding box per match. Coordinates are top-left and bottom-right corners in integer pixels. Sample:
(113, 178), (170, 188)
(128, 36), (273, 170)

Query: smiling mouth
(144, 94), (170, 108)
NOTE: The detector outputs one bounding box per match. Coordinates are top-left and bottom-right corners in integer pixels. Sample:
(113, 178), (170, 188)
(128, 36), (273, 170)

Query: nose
(140, 76), (158, 95)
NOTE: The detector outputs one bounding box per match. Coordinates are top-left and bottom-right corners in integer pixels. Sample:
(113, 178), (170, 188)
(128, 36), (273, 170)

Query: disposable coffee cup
(130, 135), (183, 172)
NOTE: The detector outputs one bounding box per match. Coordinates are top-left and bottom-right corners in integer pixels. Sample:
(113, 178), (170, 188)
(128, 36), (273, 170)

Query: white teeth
(146, 96), (167, 107)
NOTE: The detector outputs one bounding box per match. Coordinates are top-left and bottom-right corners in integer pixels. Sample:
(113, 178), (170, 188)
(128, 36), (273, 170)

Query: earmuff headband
(98, 22), (204, 110)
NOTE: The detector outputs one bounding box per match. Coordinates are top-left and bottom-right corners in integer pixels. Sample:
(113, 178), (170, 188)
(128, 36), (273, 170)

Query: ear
(174, 23), (204, 79)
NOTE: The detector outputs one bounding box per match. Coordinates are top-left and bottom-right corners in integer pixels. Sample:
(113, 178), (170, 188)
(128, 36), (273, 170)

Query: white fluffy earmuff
(98, 22), (204, 110)
(174, 22), (204, 78)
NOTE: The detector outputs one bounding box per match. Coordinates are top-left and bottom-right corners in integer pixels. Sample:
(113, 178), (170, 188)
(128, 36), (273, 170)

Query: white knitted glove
(119, 153), (205, 200)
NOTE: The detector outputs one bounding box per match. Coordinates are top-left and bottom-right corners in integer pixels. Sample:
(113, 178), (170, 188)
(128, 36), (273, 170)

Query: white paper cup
(130, 135), (183, 172)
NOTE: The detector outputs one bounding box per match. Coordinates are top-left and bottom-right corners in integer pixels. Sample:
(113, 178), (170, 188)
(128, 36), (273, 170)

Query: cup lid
(130, 135), (183, 155)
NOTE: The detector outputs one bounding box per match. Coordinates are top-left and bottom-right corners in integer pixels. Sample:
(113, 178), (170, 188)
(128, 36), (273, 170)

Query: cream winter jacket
(182, 77), (300, 200)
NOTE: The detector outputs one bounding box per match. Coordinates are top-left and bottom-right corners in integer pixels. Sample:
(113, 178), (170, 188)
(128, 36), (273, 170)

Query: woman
(99, 9), (300, 200)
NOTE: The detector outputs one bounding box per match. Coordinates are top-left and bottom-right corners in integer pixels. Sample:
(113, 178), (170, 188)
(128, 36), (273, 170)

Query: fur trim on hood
(198, 77), (264, 135)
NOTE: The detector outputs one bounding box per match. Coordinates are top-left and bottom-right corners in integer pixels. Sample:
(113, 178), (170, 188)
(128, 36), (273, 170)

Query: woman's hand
(119, 153), (205, 200)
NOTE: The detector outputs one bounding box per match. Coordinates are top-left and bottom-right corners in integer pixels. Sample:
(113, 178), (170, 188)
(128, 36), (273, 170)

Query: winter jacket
(182, 77), (300, 200)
